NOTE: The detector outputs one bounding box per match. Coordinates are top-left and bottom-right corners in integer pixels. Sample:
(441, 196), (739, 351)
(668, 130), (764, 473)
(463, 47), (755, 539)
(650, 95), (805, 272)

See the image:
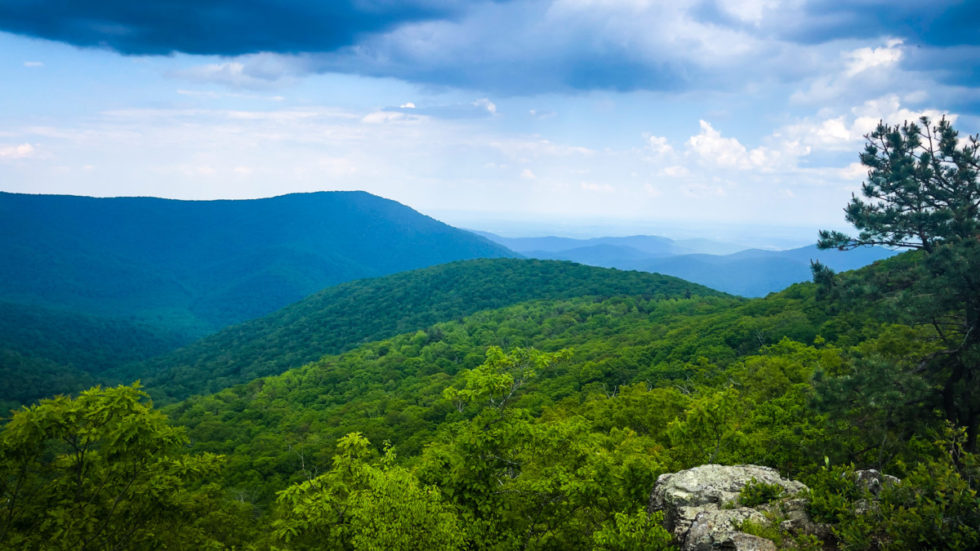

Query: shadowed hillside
(0, 191), (515, 335)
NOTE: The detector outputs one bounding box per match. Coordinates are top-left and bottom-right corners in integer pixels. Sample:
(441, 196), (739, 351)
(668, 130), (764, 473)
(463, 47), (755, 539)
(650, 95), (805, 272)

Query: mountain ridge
(124, 258), (725, 403)
(0, 190), (515, 334)
(478, 231), (895, 296)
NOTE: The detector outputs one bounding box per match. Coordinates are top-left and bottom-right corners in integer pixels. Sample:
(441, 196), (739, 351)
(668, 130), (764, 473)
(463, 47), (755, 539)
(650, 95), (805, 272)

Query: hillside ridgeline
(125, 258), (724, 402)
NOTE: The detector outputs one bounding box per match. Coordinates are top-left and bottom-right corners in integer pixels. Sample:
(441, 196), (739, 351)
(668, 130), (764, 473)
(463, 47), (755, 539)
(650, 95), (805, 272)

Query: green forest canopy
(2, 118), (979, 550)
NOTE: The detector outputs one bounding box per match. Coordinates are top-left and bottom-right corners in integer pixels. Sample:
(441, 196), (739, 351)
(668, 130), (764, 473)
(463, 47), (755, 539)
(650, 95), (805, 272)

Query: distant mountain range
(478, 232), (896, 296)
(474, 232), (746, 257)
(0, 191), (514, 336)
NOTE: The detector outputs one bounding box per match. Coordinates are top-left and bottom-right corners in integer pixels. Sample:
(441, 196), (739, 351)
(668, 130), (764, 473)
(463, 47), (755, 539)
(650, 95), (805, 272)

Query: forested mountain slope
(149, 249), (978, 551)
(129, 258), (724, 402)
(5, 250), (978, 550)
(0, 301), (190, 411)
(168, 253), (922, 505)
(0, 191), (514, 336)
(0, 191), (517, 407)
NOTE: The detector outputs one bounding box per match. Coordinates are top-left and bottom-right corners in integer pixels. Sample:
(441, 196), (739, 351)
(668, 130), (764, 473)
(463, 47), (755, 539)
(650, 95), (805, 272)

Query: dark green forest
(0, 191), (514, 406)
(0, 191), (512, 335)
(1, 118), (978, 549)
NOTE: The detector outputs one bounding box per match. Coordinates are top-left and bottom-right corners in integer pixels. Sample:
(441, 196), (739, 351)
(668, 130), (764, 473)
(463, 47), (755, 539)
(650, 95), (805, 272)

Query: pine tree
(817, 116), (980, 449)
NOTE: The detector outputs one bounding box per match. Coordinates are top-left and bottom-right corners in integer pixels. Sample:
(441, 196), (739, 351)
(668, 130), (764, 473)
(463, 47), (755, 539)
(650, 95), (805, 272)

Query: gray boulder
(648, 464), (810, 551)
(853, 469), (900, 497)
(851, 469), (900, 515)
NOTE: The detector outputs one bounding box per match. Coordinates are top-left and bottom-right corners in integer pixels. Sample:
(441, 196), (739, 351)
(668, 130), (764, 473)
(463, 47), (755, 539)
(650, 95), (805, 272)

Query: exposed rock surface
(648, 464), (811, 551)
(853, 469), (900, 496)
(851, 469), (900, 515)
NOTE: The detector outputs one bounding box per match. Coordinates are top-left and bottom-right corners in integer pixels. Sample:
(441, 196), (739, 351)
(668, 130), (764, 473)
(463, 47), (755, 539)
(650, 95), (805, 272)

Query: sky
(1, 0), (979, 243)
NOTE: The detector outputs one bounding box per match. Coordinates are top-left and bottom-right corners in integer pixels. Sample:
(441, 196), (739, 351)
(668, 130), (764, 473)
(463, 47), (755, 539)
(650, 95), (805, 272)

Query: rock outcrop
(648, 464), (812, 551)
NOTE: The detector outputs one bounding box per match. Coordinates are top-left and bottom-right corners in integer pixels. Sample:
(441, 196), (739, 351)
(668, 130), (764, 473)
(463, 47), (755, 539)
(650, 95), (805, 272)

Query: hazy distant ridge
(479, 232), (895, 296)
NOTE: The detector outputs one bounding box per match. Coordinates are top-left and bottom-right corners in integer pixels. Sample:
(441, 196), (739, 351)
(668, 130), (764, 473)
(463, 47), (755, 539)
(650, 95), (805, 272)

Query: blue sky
(1, 0), (978, 242)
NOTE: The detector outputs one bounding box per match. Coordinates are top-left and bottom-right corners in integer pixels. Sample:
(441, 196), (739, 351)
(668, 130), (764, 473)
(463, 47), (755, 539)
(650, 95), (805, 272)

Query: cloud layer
(4, 1), (979, 95)
(0, 0), (465, 55)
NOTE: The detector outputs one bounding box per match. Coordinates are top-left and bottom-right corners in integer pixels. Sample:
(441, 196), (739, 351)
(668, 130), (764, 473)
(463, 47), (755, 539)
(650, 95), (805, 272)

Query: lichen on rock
(648, 464), (813, 551)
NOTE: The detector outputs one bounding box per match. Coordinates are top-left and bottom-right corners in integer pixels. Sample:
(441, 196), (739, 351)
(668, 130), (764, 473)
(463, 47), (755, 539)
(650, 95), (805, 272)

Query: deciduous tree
(0, 384), (229, 550)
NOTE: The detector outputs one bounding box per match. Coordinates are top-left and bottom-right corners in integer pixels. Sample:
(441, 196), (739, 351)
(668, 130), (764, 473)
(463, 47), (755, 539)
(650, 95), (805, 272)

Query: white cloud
(173, 54), (301, 89)
(845, 40), (903, 77)
(648, 135), (673, 156)
(0, 143), (35, 159)
(791, 39), (910, 105)
(687, 120), (750, 169)
(839, 162), (867, 180)
(719, 0), (780, 25)
(473, 98), (497, 114)
(850, 94), (953, 134)
(23, 61), (43, 68)
(520, 168), (536, 179)
(400, 102), (416, 109)
(781, 95), (956, 151)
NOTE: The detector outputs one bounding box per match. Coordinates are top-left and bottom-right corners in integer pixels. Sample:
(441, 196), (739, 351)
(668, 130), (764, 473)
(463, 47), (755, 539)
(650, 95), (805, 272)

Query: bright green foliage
(273, 433), (462, 550)
(738, 477), (787, 507)
(418, 348), (667, 549)
(0, 384), (234, 550)
(592, 510), (675, 550)
(666, 388), (745, 467)
(806, 428), (979, 551)
(4, 252), (978, 548)
(170, 288), (856, 502)
(738, 515), (823, 551)
(443, 346), (571, 411)
(805, 461), (868, 527)
(131, 258), (721, 404)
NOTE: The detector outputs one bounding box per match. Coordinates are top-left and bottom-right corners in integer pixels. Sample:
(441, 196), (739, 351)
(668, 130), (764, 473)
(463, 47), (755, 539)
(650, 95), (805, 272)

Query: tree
(0, 384), (235, 550)
(816, 116), (980, 449)
(273, 433), (462, 551)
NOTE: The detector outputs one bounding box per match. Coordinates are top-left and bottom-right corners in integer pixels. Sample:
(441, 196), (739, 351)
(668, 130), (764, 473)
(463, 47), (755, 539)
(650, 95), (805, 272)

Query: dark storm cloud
(784, 1), (980, 90)
(694, 0), (980, 98)
(3, 0), (977, 96)
(0, 0), (467, 55)
(788, 0), (980, 47)
(315, 46), (690, 96)
(302, 0), (698, 95)
(902, 44), (980, 87)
